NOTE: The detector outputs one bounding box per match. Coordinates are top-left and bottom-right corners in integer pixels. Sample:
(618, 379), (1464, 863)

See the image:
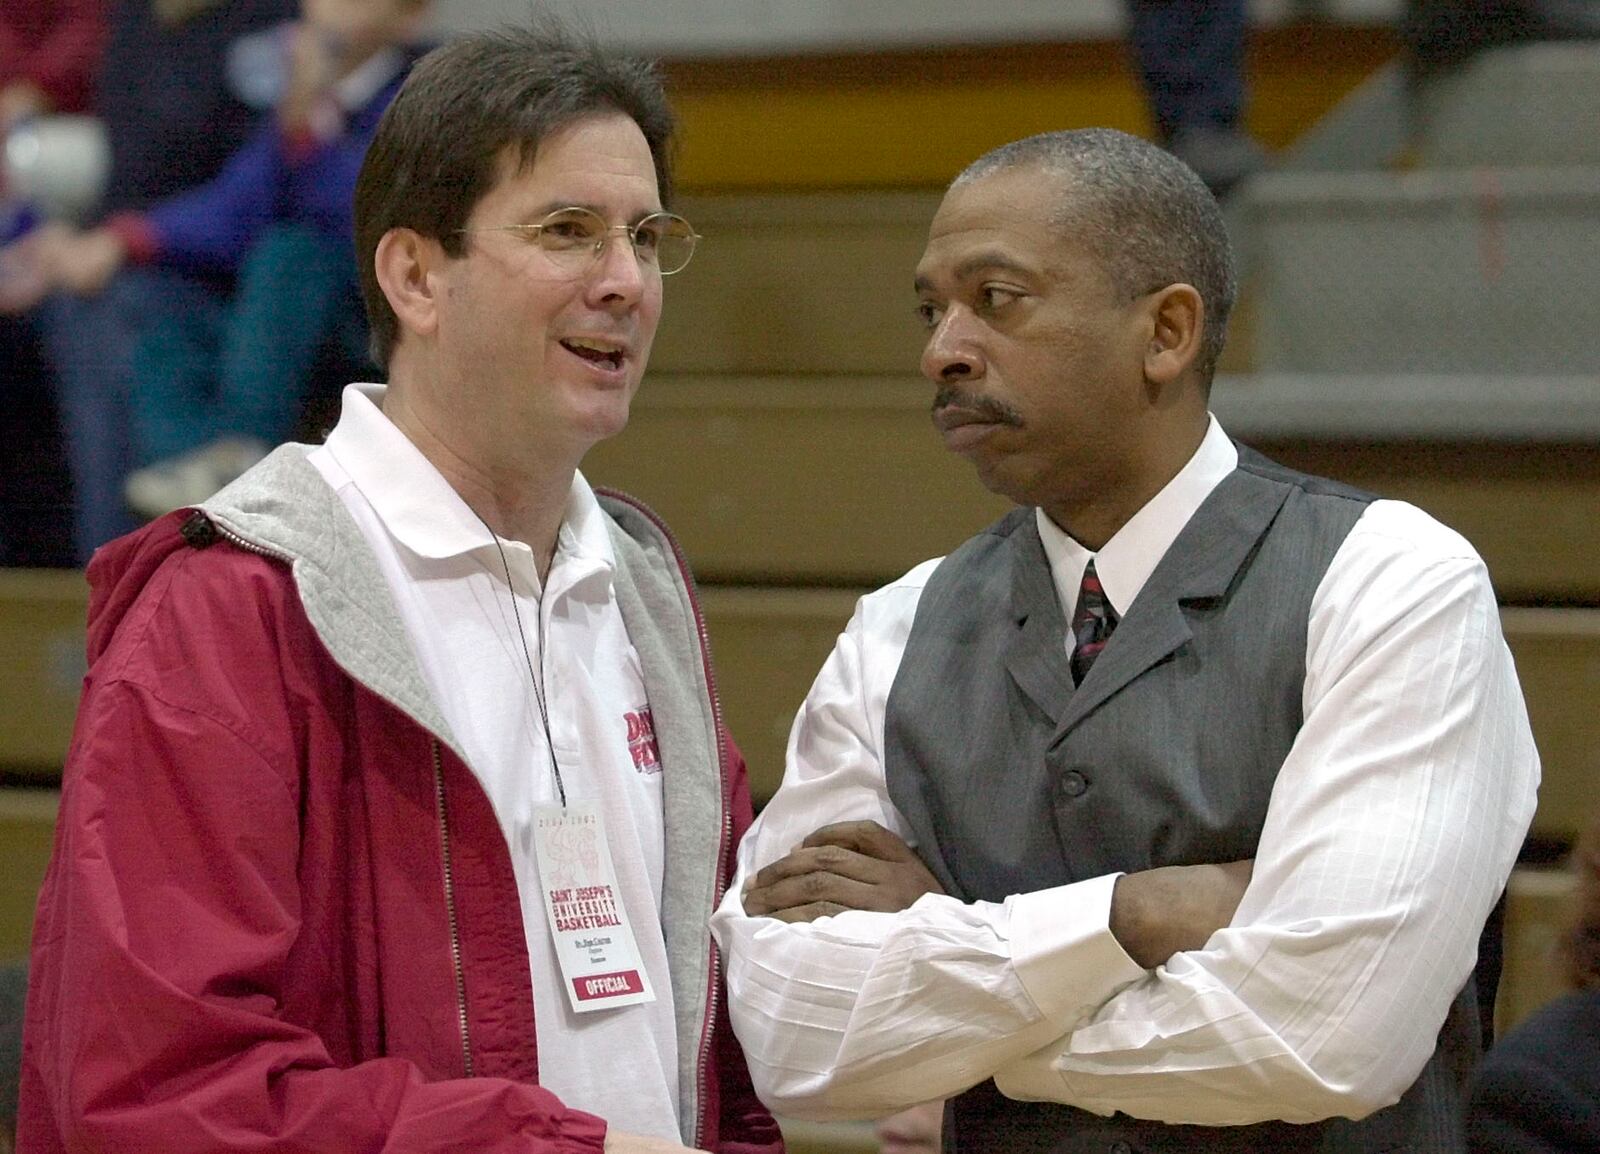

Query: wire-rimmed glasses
(456, 206), (700, 275)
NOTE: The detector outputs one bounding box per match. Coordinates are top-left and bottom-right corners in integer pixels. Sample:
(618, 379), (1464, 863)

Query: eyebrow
(515, 199), (665, 225)
(914, 248), (1039, 294)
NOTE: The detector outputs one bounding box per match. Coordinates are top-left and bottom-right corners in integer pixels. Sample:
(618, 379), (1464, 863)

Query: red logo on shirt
(625, 708), (661, 775)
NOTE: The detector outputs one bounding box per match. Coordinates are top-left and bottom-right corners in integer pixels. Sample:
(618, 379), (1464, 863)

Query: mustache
(932, 385), (1024, 426)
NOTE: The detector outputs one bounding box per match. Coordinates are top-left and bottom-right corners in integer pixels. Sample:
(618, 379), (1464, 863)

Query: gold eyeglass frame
(454, 206), (701, 275)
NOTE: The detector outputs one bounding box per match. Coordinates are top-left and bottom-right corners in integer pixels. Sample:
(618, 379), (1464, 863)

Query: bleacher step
(587, 376), (1011, 586)
(0, 788), (57, 959)
(586, 375), (1600, 597)
(0, 569), (87, 770)
(1212, 372), (1600, 441)
(0, 780), (1573, 1044)
(1245, 167), (1600, 374)
(1416, 42), (1600, 169)
(1498, 865), (1580, 1035)
(652, 192), (940, 375)
(8, 575), (1593, 837)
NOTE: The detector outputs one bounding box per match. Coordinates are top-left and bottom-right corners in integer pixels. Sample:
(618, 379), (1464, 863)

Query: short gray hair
(955, 128), (1236, 387)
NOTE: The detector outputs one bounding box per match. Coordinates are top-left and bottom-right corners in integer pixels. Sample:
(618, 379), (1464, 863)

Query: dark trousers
(1125, 0), (1249, 140)
(0, 314), (73, 567)
(127, 225), (366, 464)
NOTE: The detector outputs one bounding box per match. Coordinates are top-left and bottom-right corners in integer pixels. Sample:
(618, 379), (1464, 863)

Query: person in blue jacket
(4, 0), (429, 521)
(1, 0), (295, 564)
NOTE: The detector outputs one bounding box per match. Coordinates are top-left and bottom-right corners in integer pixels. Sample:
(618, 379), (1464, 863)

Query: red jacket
(20, 459), (783, 1154)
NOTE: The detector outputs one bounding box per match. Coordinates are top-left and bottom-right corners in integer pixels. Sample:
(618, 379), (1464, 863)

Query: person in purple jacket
(5, 0), (429, 518)
(0, 0), (294, 564)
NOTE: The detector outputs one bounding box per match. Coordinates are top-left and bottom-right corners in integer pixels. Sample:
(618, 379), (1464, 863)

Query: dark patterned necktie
(1070, 559), (1119, 686)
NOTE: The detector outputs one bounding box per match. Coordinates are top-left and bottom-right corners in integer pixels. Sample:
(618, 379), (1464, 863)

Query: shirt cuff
(1007, 872), (1146, 1024)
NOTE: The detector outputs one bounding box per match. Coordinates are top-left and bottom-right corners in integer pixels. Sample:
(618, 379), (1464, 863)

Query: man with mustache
(713, 128), (1539, 1151)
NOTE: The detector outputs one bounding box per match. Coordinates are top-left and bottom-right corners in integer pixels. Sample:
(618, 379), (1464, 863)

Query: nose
(587, 230), (649, 308)
(920, 306), (984, 384)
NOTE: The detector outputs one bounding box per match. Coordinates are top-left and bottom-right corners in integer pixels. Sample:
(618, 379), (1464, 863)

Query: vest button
(1060, 770), (1088, 797)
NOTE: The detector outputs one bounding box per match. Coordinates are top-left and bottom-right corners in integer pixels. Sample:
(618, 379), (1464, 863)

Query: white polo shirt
(308, 383), (681, 1140)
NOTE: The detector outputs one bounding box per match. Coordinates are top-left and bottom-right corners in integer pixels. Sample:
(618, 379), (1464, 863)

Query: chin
(971, 459), (1035, 508)
(574, 394), (635, 446)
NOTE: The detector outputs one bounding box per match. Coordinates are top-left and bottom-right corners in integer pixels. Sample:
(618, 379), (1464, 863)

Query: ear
(1142, 282), (1204, 389)
(374, 227), (444, 343)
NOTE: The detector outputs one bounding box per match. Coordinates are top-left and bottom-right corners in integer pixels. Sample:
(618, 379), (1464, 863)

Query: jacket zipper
(433, 739), (475, 1078)
(694, 637), (733, 1151)
(202, 513), (484, 1078)
(206, 516), (294, 564)
(692, 652), (733, 1148)
(595, 490), (732, 1148)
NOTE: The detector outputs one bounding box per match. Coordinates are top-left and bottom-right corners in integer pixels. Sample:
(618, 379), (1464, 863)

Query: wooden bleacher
(2, 560), (1594, 928)
(3, 258), (1596, 1032)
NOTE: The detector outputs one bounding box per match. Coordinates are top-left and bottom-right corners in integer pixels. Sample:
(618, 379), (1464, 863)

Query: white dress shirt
(711, 416), (1540, 1126)
(308, 384), (682, 1140)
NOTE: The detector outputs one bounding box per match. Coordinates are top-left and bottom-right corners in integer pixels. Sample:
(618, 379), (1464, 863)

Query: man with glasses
(21, 24), (778, 1154)
(713, 128), (1538, 1151)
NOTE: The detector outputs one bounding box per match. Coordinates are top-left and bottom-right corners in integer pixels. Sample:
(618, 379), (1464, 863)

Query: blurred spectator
(1, 0), (293, 564)
(1404, 0), (1600, 74)
(1466, 809), (1600, 1152)
(1126, 0), (1600, 197)
(9, 0), (429, 518)
(98, 0), (432, 515)
(1125, 0), (1264, 197)
(0, 314), (74, 566)
(95, 0), (294, 215)
(0, 0), (102, 565)
(0, 0), (104, 129)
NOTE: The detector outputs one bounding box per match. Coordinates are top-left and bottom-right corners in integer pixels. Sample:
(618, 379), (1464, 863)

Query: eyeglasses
(455, 206), (700, 275)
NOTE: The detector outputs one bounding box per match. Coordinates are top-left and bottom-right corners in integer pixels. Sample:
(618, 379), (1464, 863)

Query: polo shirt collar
(320, 383), (615, 580)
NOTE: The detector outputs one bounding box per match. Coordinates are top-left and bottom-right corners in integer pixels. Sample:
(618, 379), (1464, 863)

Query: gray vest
(884, 450), (1478, 1153)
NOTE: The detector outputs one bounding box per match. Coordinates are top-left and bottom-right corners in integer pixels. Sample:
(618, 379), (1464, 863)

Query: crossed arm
(742, 819), (1251, 972)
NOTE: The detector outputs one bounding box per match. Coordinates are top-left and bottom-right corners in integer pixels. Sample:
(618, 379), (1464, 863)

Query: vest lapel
(1004, 520), (1076, 725)
(1052, 468), (1293, 739)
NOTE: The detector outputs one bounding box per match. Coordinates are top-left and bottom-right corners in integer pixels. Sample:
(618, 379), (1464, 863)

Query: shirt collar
(1035, 415), (1238, 620)
(321, 383), (615, 582)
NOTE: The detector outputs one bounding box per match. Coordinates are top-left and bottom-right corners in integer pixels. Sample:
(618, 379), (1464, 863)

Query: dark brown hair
(353, 20), (675, 368)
